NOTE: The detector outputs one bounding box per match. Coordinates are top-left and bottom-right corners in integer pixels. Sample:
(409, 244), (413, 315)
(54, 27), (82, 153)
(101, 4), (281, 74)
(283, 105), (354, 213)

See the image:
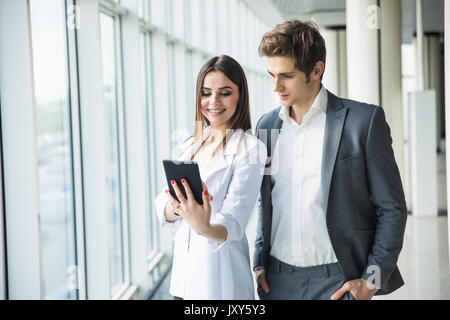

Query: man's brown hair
(258, 20), (326, 81)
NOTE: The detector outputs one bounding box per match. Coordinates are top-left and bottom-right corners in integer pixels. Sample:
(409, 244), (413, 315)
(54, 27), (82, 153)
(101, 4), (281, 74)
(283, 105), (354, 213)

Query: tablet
(163, 160), (204, 205)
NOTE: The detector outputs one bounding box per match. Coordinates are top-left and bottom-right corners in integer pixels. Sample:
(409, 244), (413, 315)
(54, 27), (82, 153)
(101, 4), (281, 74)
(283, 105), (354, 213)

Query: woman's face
(200, 71), (239, 131)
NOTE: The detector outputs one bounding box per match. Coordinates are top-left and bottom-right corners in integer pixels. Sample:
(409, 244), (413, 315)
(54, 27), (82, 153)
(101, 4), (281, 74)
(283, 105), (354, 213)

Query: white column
(0, 0), (43, 299)
(409, 91), (438, 216)
(322, 29), (339, 95)
(337, 29), (348, 98)
(413, 34), (443, 148)
(121, 0), (150, 298)
(346, 0), (380, 105)
(322, 27), (347, 98)
(347, 0), (405, 181)
(425, 35), (444, 149)
(76, 0), (111, 298)
(416, 0), (425, 91)
(380, 0), (405, 188)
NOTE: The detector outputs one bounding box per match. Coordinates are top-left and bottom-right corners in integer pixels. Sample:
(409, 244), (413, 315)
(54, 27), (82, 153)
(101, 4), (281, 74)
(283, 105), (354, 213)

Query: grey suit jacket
(253, 90), (407, 295)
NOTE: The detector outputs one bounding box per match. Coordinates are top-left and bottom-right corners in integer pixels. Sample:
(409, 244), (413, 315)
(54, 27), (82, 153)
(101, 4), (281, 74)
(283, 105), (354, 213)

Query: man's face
(267, 56), (312, 107)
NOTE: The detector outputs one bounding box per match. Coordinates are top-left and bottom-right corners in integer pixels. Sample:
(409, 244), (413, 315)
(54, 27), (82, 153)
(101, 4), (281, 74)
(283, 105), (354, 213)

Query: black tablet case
(163, 160), (204, 205)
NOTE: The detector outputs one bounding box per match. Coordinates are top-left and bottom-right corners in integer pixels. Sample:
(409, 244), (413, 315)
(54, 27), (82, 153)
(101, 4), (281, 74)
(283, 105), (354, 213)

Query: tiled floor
(374, 216), (450, 300)
(150, 268), (173, 300)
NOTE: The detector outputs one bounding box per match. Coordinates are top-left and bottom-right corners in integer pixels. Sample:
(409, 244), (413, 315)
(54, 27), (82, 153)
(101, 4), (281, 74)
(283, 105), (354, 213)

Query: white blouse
(154, 127), (267, 299)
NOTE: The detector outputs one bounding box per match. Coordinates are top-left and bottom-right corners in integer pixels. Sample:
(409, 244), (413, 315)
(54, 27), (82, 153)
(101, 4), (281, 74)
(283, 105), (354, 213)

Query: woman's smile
(207, 107), (227, 116)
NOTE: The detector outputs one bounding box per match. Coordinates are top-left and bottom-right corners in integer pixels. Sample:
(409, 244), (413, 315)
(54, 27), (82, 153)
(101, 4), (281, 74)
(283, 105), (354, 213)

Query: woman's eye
(220, 92), (232, 96)
(201, 92), (211, 97)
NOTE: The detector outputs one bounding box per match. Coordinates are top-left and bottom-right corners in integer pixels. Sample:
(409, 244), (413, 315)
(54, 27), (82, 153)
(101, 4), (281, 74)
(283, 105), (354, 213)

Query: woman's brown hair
(258, 20), (326, 82)
(191, 55), (251, 157)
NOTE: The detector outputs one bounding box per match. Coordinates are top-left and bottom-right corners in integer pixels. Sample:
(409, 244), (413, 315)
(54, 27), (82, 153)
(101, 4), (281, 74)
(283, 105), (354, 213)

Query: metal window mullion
(143, 32), (157, 254)
(146, 31), (162, 252)
(113, 14), (131, 288)
(100, 0), (128, 16)
(66, 0), (87, 300)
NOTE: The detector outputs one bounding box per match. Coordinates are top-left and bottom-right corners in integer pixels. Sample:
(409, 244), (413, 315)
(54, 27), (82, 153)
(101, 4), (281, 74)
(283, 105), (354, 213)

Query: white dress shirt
(270, 85), (338, 267)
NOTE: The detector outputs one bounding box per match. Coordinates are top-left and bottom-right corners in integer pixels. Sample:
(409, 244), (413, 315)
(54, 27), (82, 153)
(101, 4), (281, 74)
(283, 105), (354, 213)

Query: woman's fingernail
(181, 179), (185, 183)
(203, 190), (208, 195)
(171, 180), (175, 185)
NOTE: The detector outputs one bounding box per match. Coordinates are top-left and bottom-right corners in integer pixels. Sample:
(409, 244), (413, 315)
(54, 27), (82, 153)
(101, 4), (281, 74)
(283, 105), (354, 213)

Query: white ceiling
(267, 0), (444, 43)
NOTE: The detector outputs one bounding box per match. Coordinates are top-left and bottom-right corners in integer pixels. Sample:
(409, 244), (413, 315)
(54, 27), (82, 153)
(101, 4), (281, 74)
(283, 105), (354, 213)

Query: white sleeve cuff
(154, 191), (182, 228)
(207, 213), (242, 251)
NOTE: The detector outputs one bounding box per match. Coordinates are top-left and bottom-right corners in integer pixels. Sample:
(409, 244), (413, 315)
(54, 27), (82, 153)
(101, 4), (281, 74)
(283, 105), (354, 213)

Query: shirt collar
(191, 126), (244, 156)
(279, 85), (328, 123)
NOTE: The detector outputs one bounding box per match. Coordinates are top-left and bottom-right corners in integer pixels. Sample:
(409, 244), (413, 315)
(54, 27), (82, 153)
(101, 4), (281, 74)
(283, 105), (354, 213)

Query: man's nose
(273, 78), (283, 92)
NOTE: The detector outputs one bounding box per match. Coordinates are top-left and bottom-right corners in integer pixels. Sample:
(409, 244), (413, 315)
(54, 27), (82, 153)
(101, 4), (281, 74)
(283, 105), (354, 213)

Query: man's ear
(313, 61), (325, 80)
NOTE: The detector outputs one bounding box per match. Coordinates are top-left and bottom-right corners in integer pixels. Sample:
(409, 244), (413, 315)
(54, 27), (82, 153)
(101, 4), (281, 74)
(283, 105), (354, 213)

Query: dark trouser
(257, 256), (356, 300)
(173, 296), (183, 300)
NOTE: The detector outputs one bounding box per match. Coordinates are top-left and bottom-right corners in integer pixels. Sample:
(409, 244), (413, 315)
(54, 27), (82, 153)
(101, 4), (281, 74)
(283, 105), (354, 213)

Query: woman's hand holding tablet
(162, 160), (213, 224)
(166, 179), (215, 237)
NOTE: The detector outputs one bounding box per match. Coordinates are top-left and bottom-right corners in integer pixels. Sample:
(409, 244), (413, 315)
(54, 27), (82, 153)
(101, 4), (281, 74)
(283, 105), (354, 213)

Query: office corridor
(1, 0), (449, 300)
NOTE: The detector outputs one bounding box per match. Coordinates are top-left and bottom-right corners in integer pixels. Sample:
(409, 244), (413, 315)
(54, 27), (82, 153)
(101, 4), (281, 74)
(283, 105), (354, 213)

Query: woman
(154, 55), (267, 300)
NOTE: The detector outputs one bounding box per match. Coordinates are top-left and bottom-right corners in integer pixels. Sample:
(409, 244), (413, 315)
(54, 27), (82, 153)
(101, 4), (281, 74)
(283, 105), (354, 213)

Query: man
(253, 20), (407, 300)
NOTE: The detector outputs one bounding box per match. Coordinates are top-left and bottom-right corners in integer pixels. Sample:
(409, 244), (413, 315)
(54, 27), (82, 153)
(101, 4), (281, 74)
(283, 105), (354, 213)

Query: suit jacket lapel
(321, 91), (347, 215)
(260, 110), (282, 183)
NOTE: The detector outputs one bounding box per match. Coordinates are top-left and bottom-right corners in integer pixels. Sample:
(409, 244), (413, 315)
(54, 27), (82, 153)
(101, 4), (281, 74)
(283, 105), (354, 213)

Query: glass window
(140, 31), (158, 255)
(99, 12), (126, 295)
(218, 0), (231, 56)
(189, 0), (201, 49)
(204, 0), (216, 54)
(184, 49), (195, 134)
(228, 0), (239, 59)
(138, 0), (147, 20)
(150, 32), (173, 206)
(29, 0), (77, 299)
(150, 0), (166, 30)
(172, 0), (184, 40)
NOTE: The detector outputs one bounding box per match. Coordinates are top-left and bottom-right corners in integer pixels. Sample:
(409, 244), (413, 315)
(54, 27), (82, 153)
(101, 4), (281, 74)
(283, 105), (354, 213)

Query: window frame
(138, 18), (167, 276)
(0, 95), (6, 300)
(29, 0), (85, 300)
(98, 3), (132, 298)
(65, 0), (88, 300)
